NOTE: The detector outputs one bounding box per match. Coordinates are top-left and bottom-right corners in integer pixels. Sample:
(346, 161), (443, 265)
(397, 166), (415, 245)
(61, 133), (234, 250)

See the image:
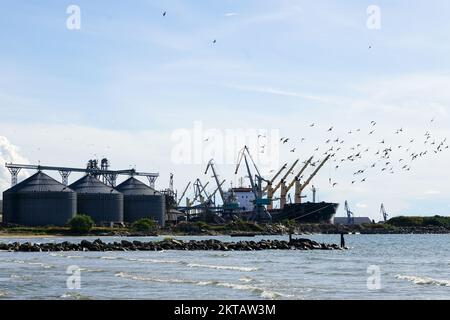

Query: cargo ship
(268, 201), (339, 224)
(231, 187), (338, 223)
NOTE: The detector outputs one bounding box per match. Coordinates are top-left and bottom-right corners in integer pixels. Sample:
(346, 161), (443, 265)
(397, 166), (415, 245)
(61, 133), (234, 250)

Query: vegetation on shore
(1, 216), (450, 237)
(69, 214), (94, 234)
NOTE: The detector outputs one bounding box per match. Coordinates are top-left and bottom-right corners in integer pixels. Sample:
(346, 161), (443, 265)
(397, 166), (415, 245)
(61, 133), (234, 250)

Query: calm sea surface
(0, 234), (449, 300)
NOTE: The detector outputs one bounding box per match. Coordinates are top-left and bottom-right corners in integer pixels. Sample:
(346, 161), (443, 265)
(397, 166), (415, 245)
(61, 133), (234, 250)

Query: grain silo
(115, 177), (165, 226)
(2, 171), (76, 226)
(69, 175), (123, 225)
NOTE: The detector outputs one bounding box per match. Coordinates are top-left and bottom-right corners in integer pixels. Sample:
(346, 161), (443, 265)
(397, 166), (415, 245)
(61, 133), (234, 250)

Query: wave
(186, 263), (259, 272)
(396, 275), (450, 287)
(60, 292), (93, 300)
(2, 259), (54, 269)
(0, 291), (8, 297)
(79, 268), (105, 273)
(115, 272), (294, 300)
(101, 256), (258, 272)
(239, 277), (254, 283)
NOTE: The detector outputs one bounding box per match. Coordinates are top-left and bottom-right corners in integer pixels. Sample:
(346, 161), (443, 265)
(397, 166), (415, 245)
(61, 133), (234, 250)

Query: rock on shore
(0, 238), (346, 252)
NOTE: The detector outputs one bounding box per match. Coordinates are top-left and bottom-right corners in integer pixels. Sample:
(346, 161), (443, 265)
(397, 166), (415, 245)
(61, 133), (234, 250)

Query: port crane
(267, 159), (299, 210)
(294, 155), (330, 204)
(235, 146), (271, 221)
(345, 201), (355, 225)
(185, 179), (210, 207)
(380, 203), (388, 222)
(206, 159), (239, 214)
(280, 156), (314, 209)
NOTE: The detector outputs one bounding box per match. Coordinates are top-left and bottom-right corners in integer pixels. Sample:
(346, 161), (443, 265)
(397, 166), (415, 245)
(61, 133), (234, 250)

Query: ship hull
(269, 202), (338, 224)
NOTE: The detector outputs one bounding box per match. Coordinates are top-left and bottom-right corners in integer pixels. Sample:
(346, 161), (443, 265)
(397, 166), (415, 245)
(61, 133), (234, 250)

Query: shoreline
(1, 220), (450, 238)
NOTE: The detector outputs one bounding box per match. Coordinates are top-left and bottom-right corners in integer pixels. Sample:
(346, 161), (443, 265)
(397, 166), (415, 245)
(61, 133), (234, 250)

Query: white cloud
(0, 136), (29, 195)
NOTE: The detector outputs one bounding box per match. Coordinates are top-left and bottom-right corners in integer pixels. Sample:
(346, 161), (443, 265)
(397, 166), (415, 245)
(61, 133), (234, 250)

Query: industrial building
(116, 177), (165, 226)
(1, 160), (165, 227)
(2, 171), (76, 226)
(69, 175), (124, 225)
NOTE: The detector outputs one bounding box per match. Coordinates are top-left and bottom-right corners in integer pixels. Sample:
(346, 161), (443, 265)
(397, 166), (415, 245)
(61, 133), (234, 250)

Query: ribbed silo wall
(76, 193), (123, 224)
(11, 192), (76, 226)
(2, 192), (17, 224)
(123, 194), (166, 226)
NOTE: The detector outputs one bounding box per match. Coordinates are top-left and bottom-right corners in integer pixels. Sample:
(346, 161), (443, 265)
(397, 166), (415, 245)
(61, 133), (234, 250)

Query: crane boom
(298, 155), (330, 194)
(206, 180), (226, 204)
(177, 181), (191, 206)
(286, 156), (314, 192)
(272, 159), (299, 193)
(263, 163), (287, 192)
(244, 154), (257, 196)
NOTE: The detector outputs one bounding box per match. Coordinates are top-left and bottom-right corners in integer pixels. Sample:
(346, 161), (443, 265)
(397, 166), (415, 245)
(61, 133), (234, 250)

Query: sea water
(0, 234), (449, 300)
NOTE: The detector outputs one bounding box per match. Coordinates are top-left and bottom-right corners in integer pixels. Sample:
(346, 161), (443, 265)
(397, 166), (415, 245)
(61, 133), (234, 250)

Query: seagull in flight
(163, 11), (167, 16)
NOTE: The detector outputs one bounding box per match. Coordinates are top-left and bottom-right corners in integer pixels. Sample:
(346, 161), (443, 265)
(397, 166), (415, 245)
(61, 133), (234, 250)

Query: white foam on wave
(186, 263), (259, 272)
(211, 282), (294, 300)
(396, 275), (450, 287)
(0, 291), (8, 297)
(115, 272), (294, 300)
(115, 272), (199, 284)
(3, 259), (54, 269)
(100, 256), (257, 273)
(127, 258), (179, 264)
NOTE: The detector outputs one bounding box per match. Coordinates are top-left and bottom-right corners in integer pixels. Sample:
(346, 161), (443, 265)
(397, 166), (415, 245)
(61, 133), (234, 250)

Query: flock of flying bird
(162, 8), (447, 189)
(259, 118), (449, 188)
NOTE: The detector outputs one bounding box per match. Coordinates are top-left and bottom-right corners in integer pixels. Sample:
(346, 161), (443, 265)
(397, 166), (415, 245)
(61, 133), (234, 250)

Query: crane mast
(381, 203), (388, 222)
(205, 160), (225, 204)
(177, 181), (191, 206)
(345, 200), (354, 225)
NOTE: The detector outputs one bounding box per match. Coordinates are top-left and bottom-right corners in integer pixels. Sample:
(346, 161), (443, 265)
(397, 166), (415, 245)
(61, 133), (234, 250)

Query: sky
(1, 0), (450, 220)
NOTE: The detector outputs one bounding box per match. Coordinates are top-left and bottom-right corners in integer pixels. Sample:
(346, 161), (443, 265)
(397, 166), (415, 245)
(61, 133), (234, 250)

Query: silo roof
(116, 177), (160, 196)
(69, 175), (121, 194)
(4, 171), (74, 193)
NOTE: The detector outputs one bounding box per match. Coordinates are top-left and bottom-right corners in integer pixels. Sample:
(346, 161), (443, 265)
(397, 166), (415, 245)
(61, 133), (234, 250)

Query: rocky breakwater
(0, 238), (346, 252)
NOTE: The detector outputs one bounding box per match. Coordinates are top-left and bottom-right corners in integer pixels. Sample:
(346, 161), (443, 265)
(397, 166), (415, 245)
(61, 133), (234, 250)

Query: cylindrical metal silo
(115, 177), (165, 227)
(69, 175), (123, 225)
(2, 171), (76, 226)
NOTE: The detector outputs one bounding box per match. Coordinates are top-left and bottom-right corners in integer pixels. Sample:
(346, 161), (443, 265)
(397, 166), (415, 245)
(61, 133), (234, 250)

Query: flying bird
(163, 11), (167, 16)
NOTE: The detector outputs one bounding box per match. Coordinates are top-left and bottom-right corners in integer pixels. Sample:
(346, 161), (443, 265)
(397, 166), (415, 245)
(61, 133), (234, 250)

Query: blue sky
(1, 1), (450, 219)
